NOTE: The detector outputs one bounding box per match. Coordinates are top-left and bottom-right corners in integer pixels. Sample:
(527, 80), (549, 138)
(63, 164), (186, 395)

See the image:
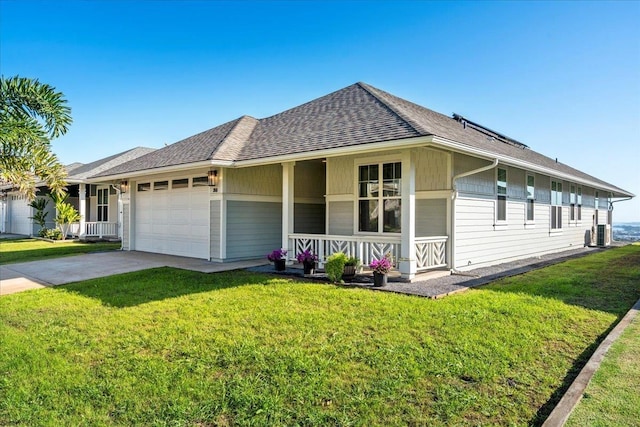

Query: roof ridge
(356, 82), (426, 136)
(210, 115), (259, 161)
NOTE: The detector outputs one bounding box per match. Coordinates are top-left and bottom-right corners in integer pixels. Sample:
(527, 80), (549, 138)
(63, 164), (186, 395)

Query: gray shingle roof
(92, 82), (632, 196)
(67, 147), (156, 181)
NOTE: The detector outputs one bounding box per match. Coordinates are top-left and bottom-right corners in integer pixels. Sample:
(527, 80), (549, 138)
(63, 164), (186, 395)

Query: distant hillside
(613, 223), (640, 242)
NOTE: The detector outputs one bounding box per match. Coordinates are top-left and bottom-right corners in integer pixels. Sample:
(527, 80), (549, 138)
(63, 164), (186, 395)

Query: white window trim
(550, 179), (563, 232)
(525, 173), (535, 226)
(494, 167), (508, 226)
(354, 155), (403, 235)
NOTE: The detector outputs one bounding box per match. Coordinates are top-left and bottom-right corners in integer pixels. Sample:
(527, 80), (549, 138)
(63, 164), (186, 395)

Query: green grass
(565, 311), (640, 427)
(1, 245), (638, 426)
(0, 238), (121, 264)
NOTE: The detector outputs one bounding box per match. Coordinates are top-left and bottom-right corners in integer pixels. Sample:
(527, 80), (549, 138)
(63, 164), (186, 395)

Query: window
(551, 180), (562, 229)
(172, 178), (189, 189)
(154, 181), (168, 190)
(570, 185), (576, 221)
(496, 168), (507, 222)
(137, 183), (151, 192)
(358, 162), (401, 233)
(192, 176), (209, 187)
(97, 188), (109, 222)
(595, 191), (599, 224)
(577, 186), (582, 221)
(526, 174), (535, 222)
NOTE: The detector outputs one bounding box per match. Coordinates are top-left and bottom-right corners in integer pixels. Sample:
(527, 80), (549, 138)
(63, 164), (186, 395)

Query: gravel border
(249, 246), (608, 298)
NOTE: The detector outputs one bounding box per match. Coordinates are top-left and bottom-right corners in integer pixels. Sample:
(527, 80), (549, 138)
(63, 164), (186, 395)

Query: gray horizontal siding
(294, 203), (326, 234)
(455, 197), (595, 270)
(210, 200), (221, 259)
(416, 199), (446, 236)
(226, 201), (282, 259)
(328, 201), (353, 235)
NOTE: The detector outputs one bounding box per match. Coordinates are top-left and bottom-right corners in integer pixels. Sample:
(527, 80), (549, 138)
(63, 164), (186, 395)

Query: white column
(282, 162), (295, 260)
(79, 183), (86, 239)
(399, 150), (416, 279)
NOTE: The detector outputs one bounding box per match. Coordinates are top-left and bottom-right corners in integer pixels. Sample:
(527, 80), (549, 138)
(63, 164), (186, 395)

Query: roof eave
(430, 136), (635, 198)
(87, 159), (235, 182)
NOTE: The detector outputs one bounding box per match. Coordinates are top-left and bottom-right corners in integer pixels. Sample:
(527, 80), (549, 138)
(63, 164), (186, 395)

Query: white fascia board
(430, 136), (634, 198)
(233, 136), (435, 168)
(86, 160), (233, 182)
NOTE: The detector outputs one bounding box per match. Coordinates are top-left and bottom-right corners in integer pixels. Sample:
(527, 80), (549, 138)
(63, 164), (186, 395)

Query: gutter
(450, 158), (500, 272)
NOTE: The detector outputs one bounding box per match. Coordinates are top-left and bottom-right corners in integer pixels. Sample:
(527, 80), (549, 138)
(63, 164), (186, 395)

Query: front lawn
(1, 245), (638, 426)
(0, 238), (121, 264)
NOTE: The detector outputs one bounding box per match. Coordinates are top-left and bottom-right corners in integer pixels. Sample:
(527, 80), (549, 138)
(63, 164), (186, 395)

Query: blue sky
(2, 0), (639, 221)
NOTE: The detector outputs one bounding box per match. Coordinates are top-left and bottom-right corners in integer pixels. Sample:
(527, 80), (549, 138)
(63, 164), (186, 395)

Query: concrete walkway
(0, 251), (267, 296)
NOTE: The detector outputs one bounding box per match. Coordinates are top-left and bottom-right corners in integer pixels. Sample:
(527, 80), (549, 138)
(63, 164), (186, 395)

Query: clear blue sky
(2, 0), (639, 221)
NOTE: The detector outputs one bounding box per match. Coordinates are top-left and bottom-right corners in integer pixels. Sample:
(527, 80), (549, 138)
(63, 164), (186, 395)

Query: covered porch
(68, 183), (121, 240)
(278, 147), (451, 279)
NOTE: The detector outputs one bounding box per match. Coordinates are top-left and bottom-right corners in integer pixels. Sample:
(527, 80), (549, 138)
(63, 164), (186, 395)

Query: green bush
(325, 252), (348, 283)
(42, 228), (62, 240)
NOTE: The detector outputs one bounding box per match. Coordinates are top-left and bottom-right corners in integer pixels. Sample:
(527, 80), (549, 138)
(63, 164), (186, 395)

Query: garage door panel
(134, 187), (210, 259)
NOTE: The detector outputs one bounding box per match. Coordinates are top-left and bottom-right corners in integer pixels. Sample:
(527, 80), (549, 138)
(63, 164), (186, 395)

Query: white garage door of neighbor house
(9, 194), (32, 236)
(134, 186), (210, 259)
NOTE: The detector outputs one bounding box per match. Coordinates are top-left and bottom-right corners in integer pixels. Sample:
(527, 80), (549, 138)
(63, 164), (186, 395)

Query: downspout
(450, 158), (499, 272)
(609, 196), (634, 241)
(110, 184), (124, 250)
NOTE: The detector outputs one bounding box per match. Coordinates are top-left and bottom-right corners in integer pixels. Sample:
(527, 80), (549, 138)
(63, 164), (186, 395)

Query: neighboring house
(1, 147), (155, 238)
(91, 82), (633, 279)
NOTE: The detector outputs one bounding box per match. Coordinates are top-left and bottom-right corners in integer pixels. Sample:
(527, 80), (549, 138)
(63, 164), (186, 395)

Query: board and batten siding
(455, 197), (595, 270)
(415, 148), (449, 191)
(210, 200), (221, 260)
(226, 201), (282, 260)
(224, 165), (282, 196)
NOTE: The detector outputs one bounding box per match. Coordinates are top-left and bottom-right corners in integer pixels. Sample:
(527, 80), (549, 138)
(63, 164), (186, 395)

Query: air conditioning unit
(596, 224), (611, 247)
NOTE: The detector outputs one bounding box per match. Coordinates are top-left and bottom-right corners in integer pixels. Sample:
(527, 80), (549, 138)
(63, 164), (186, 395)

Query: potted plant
(296, 249), (318, 275)
(370, 253), (393, 287)
(267, 248), (287, 271)
(342, 256), (360, 281)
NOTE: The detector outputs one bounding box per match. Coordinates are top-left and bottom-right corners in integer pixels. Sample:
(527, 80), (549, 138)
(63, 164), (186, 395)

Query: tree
(1, 75), (72, 200)
(52, 193), (81, 240)
(28, 196), (49, 235)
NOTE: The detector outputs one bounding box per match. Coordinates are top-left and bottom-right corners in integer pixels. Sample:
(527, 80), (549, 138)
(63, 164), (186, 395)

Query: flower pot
(303, 260), (316, 275)
(373, 271), (387, 287)
(342, 265), (356, 281)
(274, 259), (286, 271)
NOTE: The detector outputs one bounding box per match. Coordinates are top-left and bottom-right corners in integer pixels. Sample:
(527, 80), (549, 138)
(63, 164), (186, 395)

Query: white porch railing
(415, 236), (448, 271)
(70, 222), (118, 238)
(288, 234), (401, 268)
(289, 234), (449, 271)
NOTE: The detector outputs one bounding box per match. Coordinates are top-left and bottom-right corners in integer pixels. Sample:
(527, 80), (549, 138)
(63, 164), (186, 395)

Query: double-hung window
(358, 162), (401, 233)
(551, 180), (562, 229)
(97, 188), (109, 222)
(570, 185), (576, 221)
(595, 191), (599, 224)
(496, 168), (507, 222)
(577, 186), (582, 221)
(526, 174), (535, 222)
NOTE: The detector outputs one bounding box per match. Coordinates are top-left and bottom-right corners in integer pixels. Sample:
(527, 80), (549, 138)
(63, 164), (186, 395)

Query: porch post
(282, 162), (295, 260)
(400, 150), (416, 279)
(79, 183), (86, 239)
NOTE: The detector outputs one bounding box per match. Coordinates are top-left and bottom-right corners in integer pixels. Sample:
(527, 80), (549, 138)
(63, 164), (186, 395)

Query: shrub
(41, 228), (62, 240)
(325, 252), (348, 283)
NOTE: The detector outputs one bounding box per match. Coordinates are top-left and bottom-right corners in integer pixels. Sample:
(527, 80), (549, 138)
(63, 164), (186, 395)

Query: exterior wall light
(120, 180), (128, 193)
(208, 170), (218, 187)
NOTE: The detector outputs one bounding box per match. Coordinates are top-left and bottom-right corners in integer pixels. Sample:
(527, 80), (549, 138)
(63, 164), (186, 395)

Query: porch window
(551, 180), (562, 229)
(526, 174), (535, 222)
(97, 188), (109, 222)
(496, 168), (507, 222)
(358, 162), (401, 233)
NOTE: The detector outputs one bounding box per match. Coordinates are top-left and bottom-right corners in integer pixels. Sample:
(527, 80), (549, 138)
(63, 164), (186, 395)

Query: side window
(551, 180), (562, 229)
(496, 168), (507, 222)
(526, 174), (535, 222)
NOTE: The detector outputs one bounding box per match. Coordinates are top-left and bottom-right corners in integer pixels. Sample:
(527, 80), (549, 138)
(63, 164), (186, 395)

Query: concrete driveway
(0, 251), (267, 296)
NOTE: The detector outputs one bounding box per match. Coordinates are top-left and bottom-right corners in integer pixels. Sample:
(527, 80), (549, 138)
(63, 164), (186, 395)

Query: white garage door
(8, 194), (32, 236)
(134, 185), (210, 259)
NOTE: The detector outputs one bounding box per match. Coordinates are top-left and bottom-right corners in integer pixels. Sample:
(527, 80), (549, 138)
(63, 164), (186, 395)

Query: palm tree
(1, 75), (72, 200)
